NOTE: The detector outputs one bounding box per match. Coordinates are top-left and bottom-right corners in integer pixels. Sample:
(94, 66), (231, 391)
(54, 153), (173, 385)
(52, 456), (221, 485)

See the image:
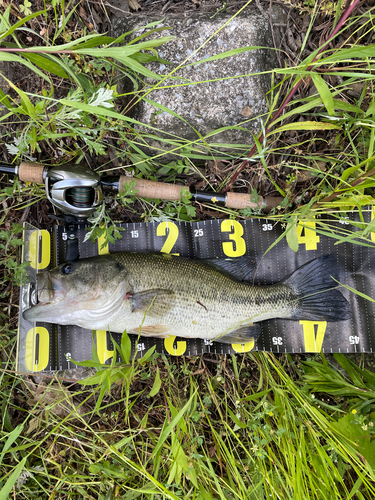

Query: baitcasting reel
(43, 164), (103, 261)
(0, 161), (104, 262)
(45, 163), (103, 219)
(1, 161), (103, 219)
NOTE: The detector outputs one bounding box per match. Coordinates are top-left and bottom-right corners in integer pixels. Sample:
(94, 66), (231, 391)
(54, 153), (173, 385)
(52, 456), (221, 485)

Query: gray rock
(111, 6), (285, 162)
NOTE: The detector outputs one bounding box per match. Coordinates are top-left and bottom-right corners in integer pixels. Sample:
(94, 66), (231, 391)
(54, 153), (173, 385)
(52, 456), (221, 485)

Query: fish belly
(106, 288), (261, 340)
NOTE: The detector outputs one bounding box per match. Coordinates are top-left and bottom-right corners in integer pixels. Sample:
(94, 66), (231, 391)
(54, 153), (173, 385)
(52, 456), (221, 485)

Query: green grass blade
(152, 394), (195, 459)
(0, 458), (26, 500)
(0, 10), (45, 42)
(0, 52), (51, 83)
(311, 73), (335, 116)
(268, 121), (341, 135)
(19, 52), (68, 78)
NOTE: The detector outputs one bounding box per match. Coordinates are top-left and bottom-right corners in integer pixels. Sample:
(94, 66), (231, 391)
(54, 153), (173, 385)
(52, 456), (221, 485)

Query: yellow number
(221, 220), (246, 257)
(95, 330), (114, 363)
(25, 327), (49, 371)
(231, 340), (254, 353)
(157, 222), (179, 255)
(29, 230), (51, 269)
(371, 207), (375, 242)
(300, 321), (327, 352)
(297, 220), (320, 250)
(98, 232), (109, 255)
(164, 336), (186, 356)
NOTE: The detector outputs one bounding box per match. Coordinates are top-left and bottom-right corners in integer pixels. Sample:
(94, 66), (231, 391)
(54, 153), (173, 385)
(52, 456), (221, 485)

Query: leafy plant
(73, 330), (159, 412)
(0, 223), (29, 298)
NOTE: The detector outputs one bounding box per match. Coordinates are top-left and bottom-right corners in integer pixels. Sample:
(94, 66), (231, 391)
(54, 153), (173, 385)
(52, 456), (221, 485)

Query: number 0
(25, 327), (49, 372)
(29, 230), (51, 270)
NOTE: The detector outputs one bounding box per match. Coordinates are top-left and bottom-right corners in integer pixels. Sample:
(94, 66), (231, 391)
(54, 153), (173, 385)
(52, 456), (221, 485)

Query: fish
(23, 253), (352, 344)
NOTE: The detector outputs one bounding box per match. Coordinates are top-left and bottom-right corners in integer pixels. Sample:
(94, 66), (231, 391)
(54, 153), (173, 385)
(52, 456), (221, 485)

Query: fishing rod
(0, 161), (282, 218)
(1, 161), (282, 262)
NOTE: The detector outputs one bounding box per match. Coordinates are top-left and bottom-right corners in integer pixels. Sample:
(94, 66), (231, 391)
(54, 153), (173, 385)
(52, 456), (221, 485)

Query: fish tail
(284, 255), (351, 322)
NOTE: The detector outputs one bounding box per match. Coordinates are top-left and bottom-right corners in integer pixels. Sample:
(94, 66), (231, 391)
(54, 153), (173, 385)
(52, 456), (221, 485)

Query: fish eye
(61, 263), (73, 275)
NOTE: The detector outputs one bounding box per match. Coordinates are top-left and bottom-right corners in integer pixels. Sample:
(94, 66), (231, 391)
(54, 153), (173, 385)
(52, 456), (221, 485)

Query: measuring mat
(17, 211), (375, 373)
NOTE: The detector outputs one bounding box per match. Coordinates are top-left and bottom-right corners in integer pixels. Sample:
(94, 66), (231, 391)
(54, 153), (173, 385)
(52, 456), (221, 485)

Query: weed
(0, 223), (29, 298)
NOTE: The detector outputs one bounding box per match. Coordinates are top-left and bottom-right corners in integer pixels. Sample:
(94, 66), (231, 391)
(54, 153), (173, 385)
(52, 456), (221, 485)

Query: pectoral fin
(130, 289), (175, 318)
(217, 323), (261, 344)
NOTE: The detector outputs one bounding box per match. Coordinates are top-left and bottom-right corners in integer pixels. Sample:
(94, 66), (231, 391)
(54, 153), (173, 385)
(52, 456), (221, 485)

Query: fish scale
(112, 252), (278, 334)
(23, 253), (352, 343)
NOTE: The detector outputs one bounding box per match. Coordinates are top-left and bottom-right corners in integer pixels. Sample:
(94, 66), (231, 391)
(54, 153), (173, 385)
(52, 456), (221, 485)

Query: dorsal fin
(204, 256), (256, 282)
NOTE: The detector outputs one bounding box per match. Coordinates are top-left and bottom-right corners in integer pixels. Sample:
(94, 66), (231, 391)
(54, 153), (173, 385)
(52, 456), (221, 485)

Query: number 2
(157, 221), (179, 255)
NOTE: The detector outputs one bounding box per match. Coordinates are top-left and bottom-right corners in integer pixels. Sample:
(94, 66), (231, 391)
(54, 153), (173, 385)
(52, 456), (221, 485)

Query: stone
(111, 6), (285, 162)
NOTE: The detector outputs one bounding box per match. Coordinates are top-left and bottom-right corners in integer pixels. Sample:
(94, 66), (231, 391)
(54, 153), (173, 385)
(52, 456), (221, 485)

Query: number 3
(221, 220), (246, 257)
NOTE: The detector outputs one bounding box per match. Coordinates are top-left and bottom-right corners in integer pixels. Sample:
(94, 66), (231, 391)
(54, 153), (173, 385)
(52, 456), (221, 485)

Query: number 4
(297, 219), (320, 250)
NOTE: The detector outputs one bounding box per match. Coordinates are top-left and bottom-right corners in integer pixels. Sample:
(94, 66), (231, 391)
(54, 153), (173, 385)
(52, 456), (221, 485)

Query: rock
(111, 6), (286, 162)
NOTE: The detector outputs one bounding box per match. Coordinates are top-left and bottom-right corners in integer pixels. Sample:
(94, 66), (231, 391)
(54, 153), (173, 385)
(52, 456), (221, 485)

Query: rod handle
(18, 161), (45, 183)
(119, 176), (185, 201)
(226, 192), (283, 212)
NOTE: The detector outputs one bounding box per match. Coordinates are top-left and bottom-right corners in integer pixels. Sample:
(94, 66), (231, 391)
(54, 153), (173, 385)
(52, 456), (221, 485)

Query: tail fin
(284, 255), (352, 322)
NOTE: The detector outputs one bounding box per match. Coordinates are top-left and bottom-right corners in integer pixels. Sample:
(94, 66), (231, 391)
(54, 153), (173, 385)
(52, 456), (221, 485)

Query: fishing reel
(45, 163), (103, 219)
(43, 164), (105, 262)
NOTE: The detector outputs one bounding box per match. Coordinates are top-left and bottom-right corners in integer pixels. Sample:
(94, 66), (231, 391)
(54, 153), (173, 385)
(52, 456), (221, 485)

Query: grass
(1, 0), (375, 498)
(2, 345), (375, 498)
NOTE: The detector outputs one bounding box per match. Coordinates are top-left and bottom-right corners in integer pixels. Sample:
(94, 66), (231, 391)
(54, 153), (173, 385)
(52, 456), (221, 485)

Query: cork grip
(226, 192), (283, 212)
(119, 176), (185, 201)
(18, 161), (45, 183)
(226, 192), (263, 209)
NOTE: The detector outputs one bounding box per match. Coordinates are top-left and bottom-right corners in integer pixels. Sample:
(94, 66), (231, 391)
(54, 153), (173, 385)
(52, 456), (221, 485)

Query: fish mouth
(36, 272), (54, 304)
(36, 272), (69, 304)
(23, 273), (69, 322)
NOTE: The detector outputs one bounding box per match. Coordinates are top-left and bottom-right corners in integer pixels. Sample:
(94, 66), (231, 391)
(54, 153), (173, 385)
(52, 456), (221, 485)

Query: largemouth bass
(23, 253), (351, 344)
